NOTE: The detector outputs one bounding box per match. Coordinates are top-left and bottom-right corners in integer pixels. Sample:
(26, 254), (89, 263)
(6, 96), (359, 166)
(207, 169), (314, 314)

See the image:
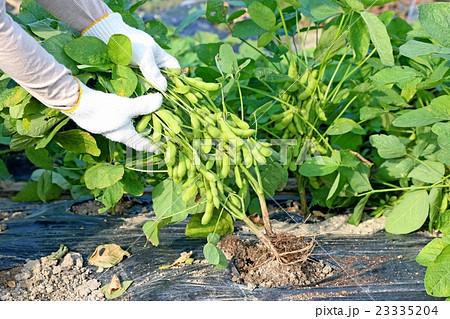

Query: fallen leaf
(7, 281), (16, 288)
(101, 280), (133, 300)
(108, 274), (122, 294)
(88, 244), (130, 268)
(249, 213), (264, 226)
(159, 250), (193, 270)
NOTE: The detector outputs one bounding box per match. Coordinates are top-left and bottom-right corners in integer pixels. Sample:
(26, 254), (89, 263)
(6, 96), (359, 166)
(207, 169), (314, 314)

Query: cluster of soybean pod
(269, 59), (329, 173)
(136, 69), (273, 225)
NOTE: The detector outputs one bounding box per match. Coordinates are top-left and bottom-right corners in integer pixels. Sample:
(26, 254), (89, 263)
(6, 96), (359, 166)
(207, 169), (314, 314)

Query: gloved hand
(65, 80), (162, 153)
(84, 12), (179, 91)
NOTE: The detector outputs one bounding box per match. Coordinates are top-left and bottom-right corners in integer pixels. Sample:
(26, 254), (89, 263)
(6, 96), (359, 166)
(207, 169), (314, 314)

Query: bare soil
(70, 198), (150, 216)
(0, 253), (104, 301)
(218, 236), (335, 289)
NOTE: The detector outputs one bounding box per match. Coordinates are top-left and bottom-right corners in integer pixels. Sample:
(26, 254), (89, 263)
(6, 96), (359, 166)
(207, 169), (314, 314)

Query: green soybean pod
(207, 126), (222, 139)
(182, 184), (198, 202)
(258, 145), (272, 158)
(230, 195), (241, 208)
(230, 113), (250, 130)
(177, 153), (187, 179)
(183, 77), (220, 91)
(221, 153), (230, 179)
(136, 114), (152, 133)
(185, 92), (198, 104)
(234, 166), (243, 188)
(164, 141), (177, 167)
(251, 145), (266, 164)
(202, 201), (214, 225)
(155, 109), (181, 134)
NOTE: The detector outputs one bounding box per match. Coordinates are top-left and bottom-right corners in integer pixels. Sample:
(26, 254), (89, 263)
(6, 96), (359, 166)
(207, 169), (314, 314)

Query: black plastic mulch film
(0, 197), (439, 300)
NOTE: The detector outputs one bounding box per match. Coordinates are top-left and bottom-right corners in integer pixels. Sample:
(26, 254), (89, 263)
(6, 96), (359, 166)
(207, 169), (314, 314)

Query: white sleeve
(0, 0), (79, 109)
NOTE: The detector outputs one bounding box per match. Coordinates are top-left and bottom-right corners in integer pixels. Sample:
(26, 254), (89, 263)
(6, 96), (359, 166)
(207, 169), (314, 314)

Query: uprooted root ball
(218, 235), (334, 288)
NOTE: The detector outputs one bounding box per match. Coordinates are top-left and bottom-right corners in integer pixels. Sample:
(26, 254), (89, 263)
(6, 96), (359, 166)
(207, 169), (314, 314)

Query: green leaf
(9, 134), (37, 151)
(25, 148), (53, 170)
(0, 86), (28, 110)
(360, 11), (394, 66)
(152, 179), (188, 221)
(418, 2), (450, 47)
(344, 0), (364, 12)
(232, 20), (266, 39)
(314, 19), (346, 61)
(107, 34), (132, 66)
(30, 169), (70, 190)
(185, 211), (234, 238)
(257, 31), (275, 47)
(326, 171), (340, 203)
(203, 243), (220, 265)
(340, 163), (372, 194)
(64, 36), (110, 66)
(27, 19), (62, 39)
(359, 106), (386, 121)
(417, 237), (450, 267)
(42, 34), (79, 75)
(393, 95), (450, 127)
(218, 43), (238, 75)
(111, 65), (137, 97)
(408, 160), (445, 184)
(101, 280), (133, 300)
(13, 181), (62, 202)
(206, 0), (227, 24)
(385, 190), (429, 234)
(35, 117), (69, 149)
(37, 170), (53, 202)
(438, 210), (450, 235)
(369, 134), (406, 159)
(248, 1), (276, 31)
(98, 182), (124, 213)
(327, 118), (365, 135)
(360, 0), (397, 6)
(54, 129), (101, 156)
(142, 218), (171, 247)
(197, 42), (222, 66)
(119, 171), (143, 197)
(299, 0), (342, 22)
(376, 158), (414, 181)
(175, 10), (206, 33)
(348, 14), (370, 62)
(299, 156), (339, 177)
(428, 188), (443, 232)
(432, 122), (450, 165)
(399, 40), (450, 58)
(425, 245), (450, 297)
(84, 163), (124, 190)
(0, 159), (10, 180)
(257, 157), (288, 197)
(348, 194), (370, 226)
(370, 66), (422, 86)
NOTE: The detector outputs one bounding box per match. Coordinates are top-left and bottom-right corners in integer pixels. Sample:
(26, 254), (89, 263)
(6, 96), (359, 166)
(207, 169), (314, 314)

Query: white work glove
(84, 13), (180, 91)
(64, 81), (162, 153)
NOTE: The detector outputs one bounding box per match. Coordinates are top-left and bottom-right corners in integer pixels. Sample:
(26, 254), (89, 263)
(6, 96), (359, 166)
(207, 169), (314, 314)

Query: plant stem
(254, 165), (274, 236)
(242, 216), (281, 260)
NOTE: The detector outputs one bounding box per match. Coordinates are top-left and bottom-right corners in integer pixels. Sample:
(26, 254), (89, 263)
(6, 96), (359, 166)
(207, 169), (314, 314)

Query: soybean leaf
(142, 218), (171, 247)
(203, 243), (220, 265)
(432, 122), (450, 165)
(102, 280), (133, 300)
(84, 163), (124, 190)
(299, 156), (339, 177)
(214, 247), (229, 270)
(30, 169), (70, 190)
(360, 0), (397, 6)
(385, 190), (429, 234)
(197, 43), (222, 66)
(88, 244), (130, 268)
(232, 20), (266, 39)
(257, 157), (288, 197)
(42, 33), (79, 75)
(378, 10), (395, 26)
(418, 2), (450, 47)
(206, 0), (227, 24)
(175, 10), (206, 33)
(341, 163), (372, 194)
(299, 0), (342, 22)
(37, 170), (53, 202)
(248, 1), (276, 31)
(98, 182), (124, 213)
(393, 95), (450, 127)
(399, 40), (450, 58)
(438, 211), (450, 235)
(359, 107), (386, 121)
(360, 11), (394, 66)
(9, 134), (37, 151)
(344, 0), (364, 12)
(327, 118), (365, 135)
(326, 171), (340, 203)
(428, 188), (443, 232)
(417, 236), (450, 267)
(64, 36), (110, 66)
(218, 43), (238, 74)
(314, 19), (346, 61)
(424, 245), (450, 297)
(111, 65), (137, 97)
(25, 148), (53, 170)
(376, 158), (414, 181)
(119, 171), (143, 197)
(369, 134), (406, 159)
(13, 181), (62, 202)
(107, 34), (132, 65)
(54, 129), (101, 156)
(35, 118), (70, 149)
(185, 210), (234, 238)
(258, 31), (275, 47)
(348, 14), (370, 62)
(27, 19), (62, 39)
(408, 160), (445, 184)
(0, 159), (10, 179)
(370, 66), (422, 86)
(348, 194), (370, 226)
(152, 179), (188, 221)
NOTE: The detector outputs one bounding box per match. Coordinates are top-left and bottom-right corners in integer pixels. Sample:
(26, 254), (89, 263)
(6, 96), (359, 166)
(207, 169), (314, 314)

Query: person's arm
(0, 0), (162, 152)
(0, 0), (78, 108)
(35, 0), (180, 91)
